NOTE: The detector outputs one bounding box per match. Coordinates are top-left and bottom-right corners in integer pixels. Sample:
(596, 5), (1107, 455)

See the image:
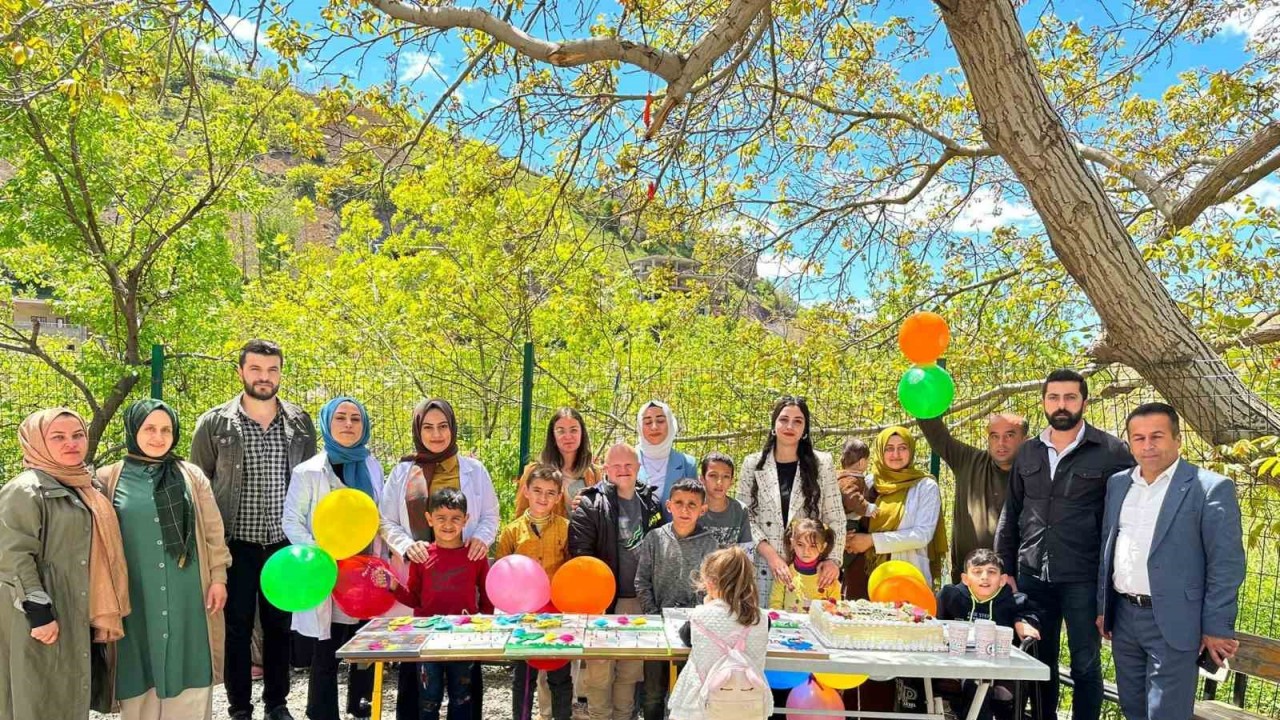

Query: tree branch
(1168, 121), (1280, 231)
(643, 0), (771, 138)
(366, 0), (685, 82)
(1077, 144), (1175, 220)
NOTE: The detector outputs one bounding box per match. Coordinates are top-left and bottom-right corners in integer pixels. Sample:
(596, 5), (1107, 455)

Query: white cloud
(950, 187), (1039, 233)
(897, 183), (1039, 233)
(757, 251), (809, 279)
(1225, 177), (1280, 217)
(1222, 5), (1280, 48)
(220, 13), (260, 44)
(399, 51), (447, 84)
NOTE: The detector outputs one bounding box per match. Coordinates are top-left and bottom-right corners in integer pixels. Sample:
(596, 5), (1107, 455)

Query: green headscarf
(123, 399), (194, 567)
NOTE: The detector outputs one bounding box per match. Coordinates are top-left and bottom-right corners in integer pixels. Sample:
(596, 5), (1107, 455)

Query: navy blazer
(639, 450), (699, 522)
(1097, 460), (1246, 652)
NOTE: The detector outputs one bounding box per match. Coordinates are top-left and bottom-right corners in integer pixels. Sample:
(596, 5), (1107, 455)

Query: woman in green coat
(0, 408), (131, 719)
(97, 399), (232, 720)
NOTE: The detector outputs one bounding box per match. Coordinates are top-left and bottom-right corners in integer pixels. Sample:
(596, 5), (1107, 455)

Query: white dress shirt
(1113, 459), (1180, 596)
(1041, 423), (1086, 478)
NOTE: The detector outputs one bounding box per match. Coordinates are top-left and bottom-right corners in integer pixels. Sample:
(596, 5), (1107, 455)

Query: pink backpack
(692, 619), (769, 719)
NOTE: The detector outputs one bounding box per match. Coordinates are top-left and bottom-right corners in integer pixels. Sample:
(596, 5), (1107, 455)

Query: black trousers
(400, 660), (483, 720)
(226, 540), (293, 715)
(512, 661), (573, 720)
(308, 622), (374, 720)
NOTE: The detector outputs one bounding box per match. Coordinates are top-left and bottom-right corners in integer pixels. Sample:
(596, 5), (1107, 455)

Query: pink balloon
(786, 678), (844, 720)
(486, 555), (551, 614)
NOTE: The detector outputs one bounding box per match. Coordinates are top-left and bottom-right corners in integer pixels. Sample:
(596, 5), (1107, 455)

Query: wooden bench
(1054, 632), (1280, 719)
(1192, 632), (1280, 720)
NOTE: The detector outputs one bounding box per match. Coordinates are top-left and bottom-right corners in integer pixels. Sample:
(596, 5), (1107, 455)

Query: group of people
(0, 339), (1248, 720)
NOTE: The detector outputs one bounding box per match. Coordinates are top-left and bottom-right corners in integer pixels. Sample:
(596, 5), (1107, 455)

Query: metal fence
(2, 344), (1278, 716)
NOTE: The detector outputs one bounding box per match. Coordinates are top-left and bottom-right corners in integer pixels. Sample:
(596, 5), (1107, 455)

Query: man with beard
(995, 369), (1133, 720)
(192, 339), (316, 720)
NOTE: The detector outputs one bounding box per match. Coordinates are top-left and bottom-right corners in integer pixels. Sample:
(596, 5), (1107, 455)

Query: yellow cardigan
(495, 513), (570, 580)
(769, 565), (841, 612)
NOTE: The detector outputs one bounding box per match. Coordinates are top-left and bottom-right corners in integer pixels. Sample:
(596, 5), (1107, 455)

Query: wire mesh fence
(2, 343), (1278, 716)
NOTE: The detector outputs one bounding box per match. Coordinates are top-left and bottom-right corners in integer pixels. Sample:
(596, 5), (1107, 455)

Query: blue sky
(210, 0), (1278, 303)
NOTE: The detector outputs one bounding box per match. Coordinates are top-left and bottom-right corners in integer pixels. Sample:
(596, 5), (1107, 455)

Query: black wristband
(23, 601), (55, 629)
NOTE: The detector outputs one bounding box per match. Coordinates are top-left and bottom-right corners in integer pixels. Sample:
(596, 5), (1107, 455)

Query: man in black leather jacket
(995, 369), (1134, 720)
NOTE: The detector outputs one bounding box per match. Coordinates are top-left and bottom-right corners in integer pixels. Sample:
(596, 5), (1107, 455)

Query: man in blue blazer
(1097, 402), (1246, 720)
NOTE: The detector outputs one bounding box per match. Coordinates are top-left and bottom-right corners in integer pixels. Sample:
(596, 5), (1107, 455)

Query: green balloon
(262, 545), (338, 612)
(898, 364), (955, 419)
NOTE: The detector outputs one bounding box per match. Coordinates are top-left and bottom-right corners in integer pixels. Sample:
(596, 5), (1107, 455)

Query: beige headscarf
(19, 408), (130, 642)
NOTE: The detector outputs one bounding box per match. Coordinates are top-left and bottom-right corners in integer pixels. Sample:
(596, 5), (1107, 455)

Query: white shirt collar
(1130, 458), (1180, 488)
(1039, 422), (1086, 450)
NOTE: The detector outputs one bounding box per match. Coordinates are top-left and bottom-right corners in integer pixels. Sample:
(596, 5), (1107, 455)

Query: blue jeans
(421, 662), (473, 720)
(1019, 573), (1102, 720)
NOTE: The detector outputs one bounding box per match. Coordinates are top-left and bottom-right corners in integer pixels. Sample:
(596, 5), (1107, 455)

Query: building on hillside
(7, 297), (88, 346)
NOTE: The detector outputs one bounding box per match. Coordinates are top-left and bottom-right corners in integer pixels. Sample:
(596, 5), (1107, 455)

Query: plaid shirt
(233, 406), (291, 544)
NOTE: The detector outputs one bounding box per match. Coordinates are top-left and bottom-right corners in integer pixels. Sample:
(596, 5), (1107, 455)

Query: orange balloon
(869, 574), (938, 617)
(898, 312), (951, 364)
(551, 557), (617, 614)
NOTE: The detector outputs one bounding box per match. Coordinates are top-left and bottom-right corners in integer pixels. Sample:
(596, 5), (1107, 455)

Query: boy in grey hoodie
(635, 478), (720, 720)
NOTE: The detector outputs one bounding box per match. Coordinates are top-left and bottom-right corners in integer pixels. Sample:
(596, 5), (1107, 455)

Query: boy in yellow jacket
(496, 464), (572, 720)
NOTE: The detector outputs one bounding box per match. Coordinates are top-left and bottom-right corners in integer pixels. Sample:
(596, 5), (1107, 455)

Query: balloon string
(523, 664), (532, 720)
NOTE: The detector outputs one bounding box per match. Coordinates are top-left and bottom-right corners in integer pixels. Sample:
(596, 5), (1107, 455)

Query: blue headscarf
(319, 396), (375, 500)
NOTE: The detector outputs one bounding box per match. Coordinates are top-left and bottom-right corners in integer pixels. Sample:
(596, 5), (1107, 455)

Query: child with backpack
(668, 547), (772, 720)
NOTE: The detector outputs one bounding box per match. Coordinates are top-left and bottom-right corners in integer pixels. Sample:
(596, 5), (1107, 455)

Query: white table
(764, 647), (1049, 719)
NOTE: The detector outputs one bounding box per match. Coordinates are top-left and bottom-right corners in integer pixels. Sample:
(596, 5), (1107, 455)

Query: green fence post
(150, 344), (164, 400)
(929, 357), (946, 478)
(518, 341), (534, 469)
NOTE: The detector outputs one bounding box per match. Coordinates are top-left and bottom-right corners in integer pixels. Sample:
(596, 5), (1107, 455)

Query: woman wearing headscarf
(380, 398), (499, 720)
(844, 426), (947, 587)
(635, 400), (697, 519)
(94, 399), (231, 720)
(736, 396), (845, 605)
(282, 396), (385, 720)
(0, 408), (130, 719)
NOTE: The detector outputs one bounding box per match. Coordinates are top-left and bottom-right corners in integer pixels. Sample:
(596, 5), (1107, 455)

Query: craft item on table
(420, 628), (513, 658)
(766, 610), (809, 630)
(767, 625), (829, 660)
(337, 630), (432, 659)
(505, 626), (584, 656)
(585, 615), (669, 656)
(809, 599), (946, 652)
(660, 608), (692, 658)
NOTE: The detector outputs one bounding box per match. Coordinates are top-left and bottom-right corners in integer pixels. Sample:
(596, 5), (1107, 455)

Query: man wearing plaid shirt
(192, 339), (316, 720)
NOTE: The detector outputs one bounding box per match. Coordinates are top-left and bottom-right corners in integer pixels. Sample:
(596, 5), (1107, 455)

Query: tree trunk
(938, 0), (1280, 444)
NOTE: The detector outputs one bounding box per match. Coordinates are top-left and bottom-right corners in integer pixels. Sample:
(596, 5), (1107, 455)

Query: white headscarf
(637, 400), (678, 488)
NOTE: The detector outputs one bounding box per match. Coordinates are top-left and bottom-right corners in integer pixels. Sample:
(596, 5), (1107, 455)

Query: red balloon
(333, 556), (396, 619)
(539, 600), (558, 614)
(529, 659), (569, 671)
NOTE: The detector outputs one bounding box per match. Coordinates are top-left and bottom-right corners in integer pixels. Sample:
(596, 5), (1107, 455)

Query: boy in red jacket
(375, 488), (492, 719)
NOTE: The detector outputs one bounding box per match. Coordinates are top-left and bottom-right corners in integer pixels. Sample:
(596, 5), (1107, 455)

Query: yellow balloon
(867, 560), (926, 598)
(314, 488), (379, 560)
(814, 673), (868, 690)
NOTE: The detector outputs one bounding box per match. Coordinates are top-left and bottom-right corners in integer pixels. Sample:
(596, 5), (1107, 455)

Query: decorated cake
(809, 599), (946, 652)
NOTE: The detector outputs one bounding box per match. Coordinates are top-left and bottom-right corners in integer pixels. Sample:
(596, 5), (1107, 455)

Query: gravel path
(90, 663), (565, 719)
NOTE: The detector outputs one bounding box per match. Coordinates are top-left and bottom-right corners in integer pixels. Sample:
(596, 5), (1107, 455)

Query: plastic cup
(974, 619), (997, 657)
(994, 626), (1013, 658)
(946, 622), (969, 656)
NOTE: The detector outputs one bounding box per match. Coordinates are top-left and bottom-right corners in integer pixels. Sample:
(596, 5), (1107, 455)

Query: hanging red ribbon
(643, 92), (653, 129)
(647, 181), (657, 200)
